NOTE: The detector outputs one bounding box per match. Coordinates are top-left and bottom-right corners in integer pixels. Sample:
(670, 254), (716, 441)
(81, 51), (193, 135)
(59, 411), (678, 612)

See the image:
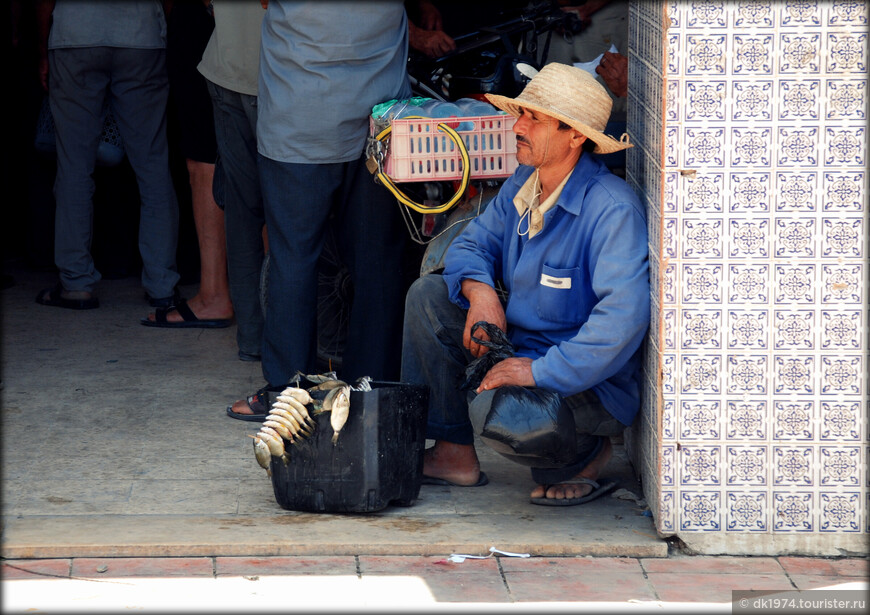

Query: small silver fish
(268, 410), (305, 438)
(330, 385), (351, 445)
(278, 387), (313, 406)
(249, 435), (272, 476)
(273, 398), (315, 428)
(263, 419), (293, 441)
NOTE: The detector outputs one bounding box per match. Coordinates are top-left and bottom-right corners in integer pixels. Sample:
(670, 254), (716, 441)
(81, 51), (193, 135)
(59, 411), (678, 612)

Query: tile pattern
(625, 0), (669, 538)
(626, 0), (868, 550)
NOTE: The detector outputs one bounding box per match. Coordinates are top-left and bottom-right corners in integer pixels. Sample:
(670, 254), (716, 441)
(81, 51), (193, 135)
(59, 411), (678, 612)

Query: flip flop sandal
(145, 288), (182, 308)
(225, 385), (286, 422)
(529, 477), (617, 507)
(140, 299), (232, 328)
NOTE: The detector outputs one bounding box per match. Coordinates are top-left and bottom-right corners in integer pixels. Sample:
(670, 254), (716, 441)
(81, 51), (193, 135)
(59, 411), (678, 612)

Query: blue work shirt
(442, 155), (650, 426)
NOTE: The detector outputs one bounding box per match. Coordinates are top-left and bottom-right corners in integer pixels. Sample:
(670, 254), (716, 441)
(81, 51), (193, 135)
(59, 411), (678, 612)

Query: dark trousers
(49, 47), (179, 297)
(258, 154), (406, 385)
(208, 80), (264, 358)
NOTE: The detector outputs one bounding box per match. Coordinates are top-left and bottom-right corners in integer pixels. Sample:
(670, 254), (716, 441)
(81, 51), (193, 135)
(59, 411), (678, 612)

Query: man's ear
(570, 130), (588, 150)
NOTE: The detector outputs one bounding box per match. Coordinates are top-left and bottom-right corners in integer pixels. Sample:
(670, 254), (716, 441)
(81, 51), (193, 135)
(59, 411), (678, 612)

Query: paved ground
(2, 264), (661, 559)
(2, 264), (867, 612)
(2, 554), (867, 612)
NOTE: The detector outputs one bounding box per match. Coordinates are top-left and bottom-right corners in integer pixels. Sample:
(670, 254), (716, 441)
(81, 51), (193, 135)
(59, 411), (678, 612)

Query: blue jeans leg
(401, 274), (475, 444)
(208, 80), (264, 357)
(258, 155), (406, 386)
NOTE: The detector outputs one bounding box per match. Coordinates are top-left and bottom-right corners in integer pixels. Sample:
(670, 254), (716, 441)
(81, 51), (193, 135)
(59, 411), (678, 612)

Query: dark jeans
(401, 274), (625, 484)
(208, 80), (264, 358)
(258, 154), (406, 385)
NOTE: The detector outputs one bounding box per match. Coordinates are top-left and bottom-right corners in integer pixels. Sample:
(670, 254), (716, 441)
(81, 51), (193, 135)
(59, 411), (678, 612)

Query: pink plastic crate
(377, 114), (518, 182)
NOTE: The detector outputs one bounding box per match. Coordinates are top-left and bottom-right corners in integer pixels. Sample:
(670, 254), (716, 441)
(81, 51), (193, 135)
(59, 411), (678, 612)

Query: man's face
(512, 107), (585, 168)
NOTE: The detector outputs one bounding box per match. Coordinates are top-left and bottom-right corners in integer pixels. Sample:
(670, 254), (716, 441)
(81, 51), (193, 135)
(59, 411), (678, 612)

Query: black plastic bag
(458, 321), (514, 391)
(470, 386), (578, 468)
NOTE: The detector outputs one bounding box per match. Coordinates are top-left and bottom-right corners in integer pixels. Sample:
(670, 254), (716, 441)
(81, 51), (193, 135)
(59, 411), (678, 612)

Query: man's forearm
(460, 279), (498, 305)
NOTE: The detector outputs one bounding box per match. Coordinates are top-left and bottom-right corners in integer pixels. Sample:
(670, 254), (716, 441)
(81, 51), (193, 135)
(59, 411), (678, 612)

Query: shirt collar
(512, 167), (575, 238)
(550, 153), (602, 216)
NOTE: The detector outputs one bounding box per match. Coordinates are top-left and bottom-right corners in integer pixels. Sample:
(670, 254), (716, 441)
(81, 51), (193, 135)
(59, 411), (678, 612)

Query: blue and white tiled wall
(626, 1), (867, 554)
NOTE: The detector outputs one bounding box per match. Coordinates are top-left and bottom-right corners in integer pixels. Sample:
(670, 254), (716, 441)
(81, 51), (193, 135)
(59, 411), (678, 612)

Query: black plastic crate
(269, 381), (429, 513)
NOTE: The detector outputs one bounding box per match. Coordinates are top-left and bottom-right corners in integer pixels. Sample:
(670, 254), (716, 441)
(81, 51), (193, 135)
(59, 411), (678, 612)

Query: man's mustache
(516, 136), (529, 145)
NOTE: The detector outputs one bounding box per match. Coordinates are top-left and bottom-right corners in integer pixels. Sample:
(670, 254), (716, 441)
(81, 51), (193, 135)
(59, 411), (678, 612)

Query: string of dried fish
(249, 372), (372, 473)
(277, 386), (314, 406)
(273, 398), (314, 428)
(269, 408), (310, 437)
(263, 419), (294, 441)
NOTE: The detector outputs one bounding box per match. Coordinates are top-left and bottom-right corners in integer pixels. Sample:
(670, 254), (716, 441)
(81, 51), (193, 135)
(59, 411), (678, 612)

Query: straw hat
(486, 63), (632, 155)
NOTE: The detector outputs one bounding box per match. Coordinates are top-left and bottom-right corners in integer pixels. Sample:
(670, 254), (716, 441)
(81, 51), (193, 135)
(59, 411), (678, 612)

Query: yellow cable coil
(373, 118), (471, 214)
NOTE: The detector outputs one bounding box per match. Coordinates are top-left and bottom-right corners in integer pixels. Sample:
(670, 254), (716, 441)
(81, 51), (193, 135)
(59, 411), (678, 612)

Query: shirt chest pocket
(535, 265), (586, 325)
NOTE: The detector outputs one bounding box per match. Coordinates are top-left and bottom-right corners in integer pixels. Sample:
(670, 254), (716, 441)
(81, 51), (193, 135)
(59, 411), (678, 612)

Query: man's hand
(476, 357), (535, 393)
(596, 51), (628, 98)
(461, 280), (506, 358)
(416, 0), (443, 31)
(408, 21), (455, 58)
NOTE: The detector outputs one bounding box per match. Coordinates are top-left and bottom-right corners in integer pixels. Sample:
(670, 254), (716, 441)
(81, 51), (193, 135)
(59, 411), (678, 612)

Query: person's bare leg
(146, 160), (233, 322)
(529, 437), (613, 500)
(423, 441), (482, 486)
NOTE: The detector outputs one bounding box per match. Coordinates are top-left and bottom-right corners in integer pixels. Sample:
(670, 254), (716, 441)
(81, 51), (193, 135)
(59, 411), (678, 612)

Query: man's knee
(405, 273), (447, 313)
(564, 390), (625, 437)
(469, 386), (579, 468)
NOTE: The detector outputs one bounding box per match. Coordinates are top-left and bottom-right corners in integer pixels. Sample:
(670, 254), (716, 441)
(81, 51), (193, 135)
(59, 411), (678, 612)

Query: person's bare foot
(230, 397), (255, 415)
(530, 437), (613, 501)
(144, 294), (233, 324)
(423, 441), (482, 486)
